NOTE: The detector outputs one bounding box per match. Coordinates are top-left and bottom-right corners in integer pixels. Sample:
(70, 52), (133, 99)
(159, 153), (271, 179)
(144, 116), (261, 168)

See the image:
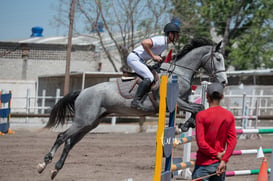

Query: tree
(170, 0), (273, 70)
(200, 0), (273, 70)
(226, 1), (273, 69)
(53, 0), (172, 72)
(170, 0), (211, 48)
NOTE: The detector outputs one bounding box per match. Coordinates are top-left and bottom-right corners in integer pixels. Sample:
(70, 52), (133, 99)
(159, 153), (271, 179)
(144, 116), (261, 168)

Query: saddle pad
(116, 70), (160, 100)
(116, 78), (138, 99)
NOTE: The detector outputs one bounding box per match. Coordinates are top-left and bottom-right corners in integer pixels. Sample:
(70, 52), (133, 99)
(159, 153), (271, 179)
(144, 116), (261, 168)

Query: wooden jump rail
(171, 161), (195, 172)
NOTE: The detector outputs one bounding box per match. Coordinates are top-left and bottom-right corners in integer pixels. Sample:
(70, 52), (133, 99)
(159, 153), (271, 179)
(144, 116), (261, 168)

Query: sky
(0, 0), (67, 41)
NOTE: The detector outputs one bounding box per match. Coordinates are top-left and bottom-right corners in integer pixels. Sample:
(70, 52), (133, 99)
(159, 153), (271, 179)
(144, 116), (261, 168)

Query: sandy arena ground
(0, 124), (272, 181)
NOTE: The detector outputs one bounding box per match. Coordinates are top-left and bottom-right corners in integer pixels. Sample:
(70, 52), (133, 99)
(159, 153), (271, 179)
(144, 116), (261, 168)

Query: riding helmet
(164, 23), (180, 34)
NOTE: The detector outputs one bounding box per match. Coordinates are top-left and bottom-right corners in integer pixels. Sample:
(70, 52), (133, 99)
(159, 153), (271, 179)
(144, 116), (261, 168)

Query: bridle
(201, 47), (226, 76)
(165, 46), (226, 80)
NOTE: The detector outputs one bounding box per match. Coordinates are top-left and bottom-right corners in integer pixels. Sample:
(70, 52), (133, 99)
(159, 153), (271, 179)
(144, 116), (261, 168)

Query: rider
(127, 22), (180, 110)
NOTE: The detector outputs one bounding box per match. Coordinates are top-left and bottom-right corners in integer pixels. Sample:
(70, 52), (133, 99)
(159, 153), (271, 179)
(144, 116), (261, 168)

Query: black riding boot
(131, 78), (152, 110)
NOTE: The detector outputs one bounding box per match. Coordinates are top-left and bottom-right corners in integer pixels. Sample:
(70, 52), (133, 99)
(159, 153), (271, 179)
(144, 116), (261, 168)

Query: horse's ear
(215, 41), (222, 52)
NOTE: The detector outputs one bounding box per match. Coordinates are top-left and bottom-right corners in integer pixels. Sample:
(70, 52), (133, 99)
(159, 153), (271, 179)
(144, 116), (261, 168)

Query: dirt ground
(0, 126), (272, 181)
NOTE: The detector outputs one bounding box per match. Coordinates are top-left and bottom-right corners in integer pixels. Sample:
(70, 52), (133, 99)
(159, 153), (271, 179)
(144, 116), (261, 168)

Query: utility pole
(64, 0), (75, 95)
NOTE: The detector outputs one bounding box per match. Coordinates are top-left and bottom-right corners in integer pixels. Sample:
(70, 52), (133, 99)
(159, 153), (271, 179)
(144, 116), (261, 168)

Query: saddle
(116, 70), (160, 111)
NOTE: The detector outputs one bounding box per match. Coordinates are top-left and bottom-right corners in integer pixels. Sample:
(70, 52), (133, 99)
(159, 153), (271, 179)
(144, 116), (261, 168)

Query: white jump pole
(180, 81), (208, 179)
(181, 102), (193, 179)
(270, 144), (273, 180)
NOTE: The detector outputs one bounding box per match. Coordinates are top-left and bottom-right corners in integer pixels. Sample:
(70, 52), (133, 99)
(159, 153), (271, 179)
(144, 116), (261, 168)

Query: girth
(116, 70), (160, 111)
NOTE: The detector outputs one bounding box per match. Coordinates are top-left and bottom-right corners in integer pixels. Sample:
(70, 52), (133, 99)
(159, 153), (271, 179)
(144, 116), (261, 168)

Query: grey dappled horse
(37, 38), (227, 179)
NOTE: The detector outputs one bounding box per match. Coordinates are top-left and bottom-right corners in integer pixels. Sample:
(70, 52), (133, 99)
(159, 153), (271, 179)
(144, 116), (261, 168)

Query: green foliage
(170, 0), (211, 48)
(171, 0), (273, 70)
(229, 22), (273, 69)
(57, 0), (273, 71)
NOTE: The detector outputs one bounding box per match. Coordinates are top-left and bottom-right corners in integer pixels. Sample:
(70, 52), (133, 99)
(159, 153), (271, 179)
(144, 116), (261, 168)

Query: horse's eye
(215, 54), (222, 61)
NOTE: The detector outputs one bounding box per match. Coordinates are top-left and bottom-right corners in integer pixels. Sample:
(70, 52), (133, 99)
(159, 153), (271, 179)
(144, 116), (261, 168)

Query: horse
(37, 38), (228, 179)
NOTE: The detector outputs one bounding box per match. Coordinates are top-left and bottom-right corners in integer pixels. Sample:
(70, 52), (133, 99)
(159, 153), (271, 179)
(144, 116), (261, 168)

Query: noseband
(169, 47), (226, 80)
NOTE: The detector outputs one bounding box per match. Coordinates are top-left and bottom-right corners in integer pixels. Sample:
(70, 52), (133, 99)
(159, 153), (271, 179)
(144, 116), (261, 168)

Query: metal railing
(11, 89), (62, 115)
(9, 88), (273, 117)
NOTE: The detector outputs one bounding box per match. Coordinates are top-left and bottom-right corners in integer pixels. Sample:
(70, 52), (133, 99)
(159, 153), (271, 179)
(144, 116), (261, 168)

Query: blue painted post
(164, 74), (179, 172)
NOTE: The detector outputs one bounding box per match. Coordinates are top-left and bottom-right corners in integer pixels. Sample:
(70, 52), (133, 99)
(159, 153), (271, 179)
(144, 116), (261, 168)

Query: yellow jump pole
(153, 75), (168, 181)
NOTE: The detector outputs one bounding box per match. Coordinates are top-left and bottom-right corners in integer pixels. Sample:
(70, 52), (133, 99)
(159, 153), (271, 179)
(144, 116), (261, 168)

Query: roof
(227, 69), (273, 76)
(7, 35), (98, 46)
(39, 69), (273, 79)
(38, 71), (123, 78)
(38, 71), (123, 90)
(1, 31), (150, 51)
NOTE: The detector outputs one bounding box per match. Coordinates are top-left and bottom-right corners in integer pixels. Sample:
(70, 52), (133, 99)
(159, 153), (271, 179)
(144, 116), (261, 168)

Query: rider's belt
(132, 51), (144, 63)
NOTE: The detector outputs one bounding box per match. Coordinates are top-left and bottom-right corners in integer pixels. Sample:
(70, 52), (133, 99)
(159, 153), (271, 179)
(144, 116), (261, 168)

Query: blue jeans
(192, 162), (225, 181)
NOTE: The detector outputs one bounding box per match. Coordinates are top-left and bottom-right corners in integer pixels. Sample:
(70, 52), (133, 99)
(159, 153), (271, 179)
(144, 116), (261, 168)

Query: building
(192, 69), (273, 86)
(0, 30), (125, 113)
(1, 29), (273, 114)
(0, 35), (113, 81)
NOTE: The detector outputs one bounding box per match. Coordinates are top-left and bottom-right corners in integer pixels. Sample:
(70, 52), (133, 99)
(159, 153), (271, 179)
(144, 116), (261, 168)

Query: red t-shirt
(195, 106), (237, 165)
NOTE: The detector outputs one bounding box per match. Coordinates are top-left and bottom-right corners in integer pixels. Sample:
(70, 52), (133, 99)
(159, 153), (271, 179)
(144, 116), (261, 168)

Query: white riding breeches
(127, 53), (154, 82)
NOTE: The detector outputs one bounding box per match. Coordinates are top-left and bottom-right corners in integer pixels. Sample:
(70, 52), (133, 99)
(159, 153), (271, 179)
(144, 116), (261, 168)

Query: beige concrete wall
(0, 42), (121, 81)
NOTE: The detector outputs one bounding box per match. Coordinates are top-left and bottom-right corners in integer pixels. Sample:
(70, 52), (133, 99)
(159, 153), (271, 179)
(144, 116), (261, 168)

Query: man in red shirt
(192, 83), (237, 181)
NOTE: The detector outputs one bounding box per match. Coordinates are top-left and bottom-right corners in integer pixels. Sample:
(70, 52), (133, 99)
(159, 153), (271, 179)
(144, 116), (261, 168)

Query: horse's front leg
(176, 98), (204, 132)
(176, 98), (204, 114)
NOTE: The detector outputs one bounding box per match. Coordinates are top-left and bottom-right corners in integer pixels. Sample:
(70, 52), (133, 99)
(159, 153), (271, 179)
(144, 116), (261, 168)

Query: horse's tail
(45, 90), (81, 128)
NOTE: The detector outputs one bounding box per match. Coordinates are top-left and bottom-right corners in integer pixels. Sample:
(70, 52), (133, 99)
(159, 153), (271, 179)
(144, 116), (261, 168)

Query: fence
(11, 88), (62, 115)
(7, 86), (273, 125)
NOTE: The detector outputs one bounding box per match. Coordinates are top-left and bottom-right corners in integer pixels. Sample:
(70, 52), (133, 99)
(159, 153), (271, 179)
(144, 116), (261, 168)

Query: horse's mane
(176, 38), (213, 60)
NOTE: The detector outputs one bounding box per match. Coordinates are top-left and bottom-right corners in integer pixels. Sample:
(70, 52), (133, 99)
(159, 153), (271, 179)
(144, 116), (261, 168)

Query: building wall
(0, 41), (123, 113)
(0, 42), (121, 81)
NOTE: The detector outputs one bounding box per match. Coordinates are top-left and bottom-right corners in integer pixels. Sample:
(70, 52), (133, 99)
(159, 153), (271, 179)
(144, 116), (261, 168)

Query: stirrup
(131, 100), (147, 111)
(121, 76), (135, 81)
(131, 100), (142, 109)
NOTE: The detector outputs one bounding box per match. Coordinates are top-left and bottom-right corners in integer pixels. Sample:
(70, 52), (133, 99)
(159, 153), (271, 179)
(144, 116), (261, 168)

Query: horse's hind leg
(37, 130), (69, 174)
(51, 127), (92, 179)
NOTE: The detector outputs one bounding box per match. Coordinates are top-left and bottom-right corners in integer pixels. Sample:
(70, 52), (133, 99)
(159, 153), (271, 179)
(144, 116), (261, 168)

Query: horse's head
(201, 41), (228, 85)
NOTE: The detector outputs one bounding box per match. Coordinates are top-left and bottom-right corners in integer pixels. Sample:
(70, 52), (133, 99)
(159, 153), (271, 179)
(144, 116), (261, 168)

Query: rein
(163, 47), (226, 81)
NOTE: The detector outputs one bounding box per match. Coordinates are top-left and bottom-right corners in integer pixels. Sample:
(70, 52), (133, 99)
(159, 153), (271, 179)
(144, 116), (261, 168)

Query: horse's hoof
(178, 119), (196, 132)
(187, 118), (196, 128)
(37, 162), (46, 174)
(178, 123), (189, 132)
(51, 169), (58, 180)
(181, 124), (189, 132)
